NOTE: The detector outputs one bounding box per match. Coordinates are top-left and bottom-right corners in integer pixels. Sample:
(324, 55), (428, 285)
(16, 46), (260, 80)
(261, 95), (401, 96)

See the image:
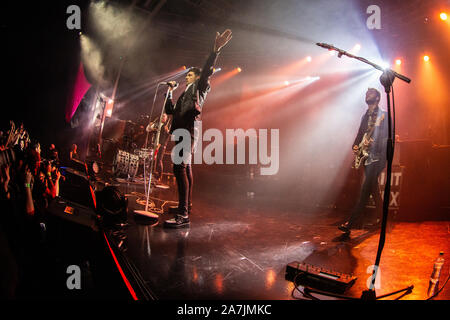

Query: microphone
(160, 81), (179, 89)
(316, 43), (334, 50)
(316, 43), (345, 57)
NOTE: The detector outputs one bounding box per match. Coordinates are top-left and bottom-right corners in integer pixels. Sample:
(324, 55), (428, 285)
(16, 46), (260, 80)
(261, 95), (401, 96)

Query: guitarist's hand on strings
(362, 138), (374, 147)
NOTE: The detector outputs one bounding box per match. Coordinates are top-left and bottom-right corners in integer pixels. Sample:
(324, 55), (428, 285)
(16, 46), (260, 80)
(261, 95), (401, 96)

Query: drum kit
(125, 85), (175, 219)
(109, 117), (166, 183)
(112, 149), (143, 178)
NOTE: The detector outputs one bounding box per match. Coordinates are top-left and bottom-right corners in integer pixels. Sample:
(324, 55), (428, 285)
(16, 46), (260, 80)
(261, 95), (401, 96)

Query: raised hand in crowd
(1, 164), (11, 199)
(24, 168), (34, 216)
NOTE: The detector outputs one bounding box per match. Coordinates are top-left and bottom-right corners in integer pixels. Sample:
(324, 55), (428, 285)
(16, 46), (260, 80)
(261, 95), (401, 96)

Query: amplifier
(59, 167), (96, 209)
(285, 261), (357, 293)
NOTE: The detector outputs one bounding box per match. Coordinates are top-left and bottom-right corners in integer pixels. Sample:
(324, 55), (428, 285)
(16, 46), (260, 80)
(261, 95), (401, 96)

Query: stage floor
(113, 179), (450, 300)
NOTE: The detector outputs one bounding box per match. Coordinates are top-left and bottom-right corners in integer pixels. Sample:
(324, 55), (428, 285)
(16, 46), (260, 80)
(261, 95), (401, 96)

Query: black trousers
(347, 160), (385, 228)
(172, 137), (195, 216)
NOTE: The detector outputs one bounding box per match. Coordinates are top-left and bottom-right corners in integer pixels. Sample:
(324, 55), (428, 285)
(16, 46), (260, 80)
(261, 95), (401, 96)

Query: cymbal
(154, 183), (169, 189)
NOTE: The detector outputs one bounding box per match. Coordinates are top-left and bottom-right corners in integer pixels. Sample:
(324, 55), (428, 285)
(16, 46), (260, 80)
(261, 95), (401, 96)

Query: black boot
(338, 221), (351, 234)
(168, 203), (192, 214)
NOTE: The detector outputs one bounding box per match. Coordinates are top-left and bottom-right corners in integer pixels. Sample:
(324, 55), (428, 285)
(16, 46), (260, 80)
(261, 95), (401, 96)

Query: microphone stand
(312, 43), (414, 300)
(134, 84), (171, 219)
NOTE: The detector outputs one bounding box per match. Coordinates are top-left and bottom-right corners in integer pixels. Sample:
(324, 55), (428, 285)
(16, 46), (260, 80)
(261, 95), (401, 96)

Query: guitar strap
(366, 108), (379, 132)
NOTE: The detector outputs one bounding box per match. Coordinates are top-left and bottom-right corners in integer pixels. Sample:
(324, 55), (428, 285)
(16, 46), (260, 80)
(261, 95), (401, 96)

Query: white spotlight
(380, 61), (390, 70)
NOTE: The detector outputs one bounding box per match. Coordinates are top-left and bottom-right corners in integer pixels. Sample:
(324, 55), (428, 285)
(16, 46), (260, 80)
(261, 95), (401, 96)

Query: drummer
(132, 121), (147, 149)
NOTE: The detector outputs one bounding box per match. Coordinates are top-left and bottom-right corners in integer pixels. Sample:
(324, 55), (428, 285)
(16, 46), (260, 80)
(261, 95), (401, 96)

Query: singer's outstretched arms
(165, 29), (232, 118)
(214, 29), (232, 53)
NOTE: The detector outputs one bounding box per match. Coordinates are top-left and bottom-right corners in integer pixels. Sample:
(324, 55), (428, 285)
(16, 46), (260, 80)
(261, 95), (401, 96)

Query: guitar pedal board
(285, 261), (357, 293)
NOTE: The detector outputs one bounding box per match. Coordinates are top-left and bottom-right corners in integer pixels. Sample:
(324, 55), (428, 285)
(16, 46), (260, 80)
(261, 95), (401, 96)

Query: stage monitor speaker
(46, 197), (98, 231)
(70, 156), (87, 170)
(59, 167), (96, 210)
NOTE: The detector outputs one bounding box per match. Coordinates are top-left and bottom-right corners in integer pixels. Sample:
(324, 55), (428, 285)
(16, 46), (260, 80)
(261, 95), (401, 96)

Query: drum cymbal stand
(134, 84), (171, 219)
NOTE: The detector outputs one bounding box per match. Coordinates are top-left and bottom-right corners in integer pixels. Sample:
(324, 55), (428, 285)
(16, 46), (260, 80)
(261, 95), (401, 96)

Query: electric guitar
(353, 113), (385, 169)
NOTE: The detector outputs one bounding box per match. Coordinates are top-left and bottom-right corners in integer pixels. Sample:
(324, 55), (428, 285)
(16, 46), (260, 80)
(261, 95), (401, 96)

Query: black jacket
(353, 106), (388, 165)
(165, 51), (219, 136)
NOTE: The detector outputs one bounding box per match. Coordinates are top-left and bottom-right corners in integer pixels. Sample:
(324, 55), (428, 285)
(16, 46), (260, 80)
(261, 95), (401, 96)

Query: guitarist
(339, 88), (388, 234)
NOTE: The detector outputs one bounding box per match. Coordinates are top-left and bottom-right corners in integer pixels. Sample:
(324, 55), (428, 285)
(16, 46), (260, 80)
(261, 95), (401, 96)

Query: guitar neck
(364, 113), (385, 142)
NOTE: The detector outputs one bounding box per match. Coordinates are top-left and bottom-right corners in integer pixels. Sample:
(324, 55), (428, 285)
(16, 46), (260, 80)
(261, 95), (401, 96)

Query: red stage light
(440, 12), (448, 21)
(395, 59), (402, 66)
(423, 55), (430, 62)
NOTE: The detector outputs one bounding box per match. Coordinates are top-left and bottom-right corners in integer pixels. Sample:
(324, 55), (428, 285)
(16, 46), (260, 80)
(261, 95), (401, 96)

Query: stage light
(395, 59), (402, 66)
(182, 66), (186, 70)
(237, 67), (242, 72)
(423, 55), (430, 62)
(351, 44), (361, 53)
(380, 61), (390, 69)
(106, 109), (112, 116)
(306, 56), (312, 62)
(96, 186), (128, 228)
(284, 80), (290, 86)
(440, 12), (448, 21)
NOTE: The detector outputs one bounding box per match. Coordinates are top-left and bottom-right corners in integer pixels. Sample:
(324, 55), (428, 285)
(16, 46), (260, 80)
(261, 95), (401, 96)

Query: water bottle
(427, 251), (445, 297)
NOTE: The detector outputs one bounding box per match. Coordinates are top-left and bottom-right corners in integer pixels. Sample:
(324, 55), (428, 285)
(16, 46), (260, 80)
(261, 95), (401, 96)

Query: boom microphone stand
(134, 84), (171, 219)
(313, 42), (414, 300)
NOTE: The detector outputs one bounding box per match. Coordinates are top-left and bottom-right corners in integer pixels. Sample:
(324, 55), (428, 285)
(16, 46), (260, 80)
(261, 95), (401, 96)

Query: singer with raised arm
(163, 29), (232, 228)
(339, 88), (388, 235)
